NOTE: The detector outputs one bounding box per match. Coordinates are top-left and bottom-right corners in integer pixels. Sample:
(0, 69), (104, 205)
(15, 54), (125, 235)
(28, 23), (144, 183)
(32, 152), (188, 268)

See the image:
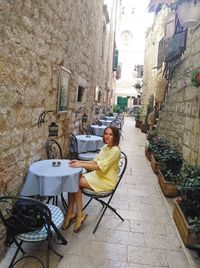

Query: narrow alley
(1, 116), (198, 268)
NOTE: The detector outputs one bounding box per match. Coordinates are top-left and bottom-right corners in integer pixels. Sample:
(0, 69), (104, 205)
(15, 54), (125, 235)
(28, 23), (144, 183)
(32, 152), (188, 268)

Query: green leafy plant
(178, 165), (200, 239)
(191, 70), (200, 88)
(147, 134), (183, 182)
(134, 107), (142, 121)
(133, 81), (142, 89)
(112, 104), (121, 113)
(146, 127), (158, 143)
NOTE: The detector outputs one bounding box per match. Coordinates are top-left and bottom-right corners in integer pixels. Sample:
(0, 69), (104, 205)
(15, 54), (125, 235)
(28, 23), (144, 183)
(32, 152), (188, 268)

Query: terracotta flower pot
(145, 147), (152, 161)
(157, 169), (177, 197)
(173, 199), (198, 247)
(150, 154), (163, 174)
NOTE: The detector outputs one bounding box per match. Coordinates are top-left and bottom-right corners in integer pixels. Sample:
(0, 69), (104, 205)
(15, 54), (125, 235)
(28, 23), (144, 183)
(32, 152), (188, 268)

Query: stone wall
(142, 7), (168, 122)
(0, 0), (117, 256)
(158, 25), (200, 165)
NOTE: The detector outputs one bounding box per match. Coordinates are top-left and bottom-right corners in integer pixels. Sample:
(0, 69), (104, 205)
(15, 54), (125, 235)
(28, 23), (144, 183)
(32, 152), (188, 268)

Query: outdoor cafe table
(104, 116), (116, 121)
(99, 119), (113, 126)
(75, 134), (104, 153)
(20, 159), (83, 197)
(90, 124), (106, 137)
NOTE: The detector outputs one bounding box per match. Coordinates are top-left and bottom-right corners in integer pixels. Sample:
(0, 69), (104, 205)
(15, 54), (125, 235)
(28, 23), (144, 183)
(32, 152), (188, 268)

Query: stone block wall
(0, 0), (118, 258)
(158, 25), (200, 164)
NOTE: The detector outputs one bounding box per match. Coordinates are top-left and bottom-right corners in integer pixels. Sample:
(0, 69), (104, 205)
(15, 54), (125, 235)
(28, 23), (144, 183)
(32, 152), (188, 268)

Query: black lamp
(82, 114), (88, 123)
(48, 122), (59, 137)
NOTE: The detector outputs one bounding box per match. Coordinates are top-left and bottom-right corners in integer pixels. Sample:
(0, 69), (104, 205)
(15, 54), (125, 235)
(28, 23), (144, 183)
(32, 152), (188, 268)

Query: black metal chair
(69, 133), (98, 161)
(0, 196), (67, 268)
(82, 151), (128, 233)
(46, 139), (63, 159)
(45, 139), (67, 210)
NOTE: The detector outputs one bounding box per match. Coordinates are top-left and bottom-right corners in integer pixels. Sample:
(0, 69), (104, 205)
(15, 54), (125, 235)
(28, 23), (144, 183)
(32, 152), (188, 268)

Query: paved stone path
(1, 116), (199, 268)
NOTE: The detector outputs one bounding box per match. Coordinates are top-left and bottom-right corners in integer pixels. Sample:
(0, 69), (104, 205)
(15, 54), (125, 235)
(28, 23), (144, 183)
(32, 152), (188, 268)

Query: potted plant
(145, 127), (158, 161)
(134, 107), (142, 128)
(173, 165), (200, 247)
(147, 136), (169, 174)
(157, 146), (183, 197)
(173, 0), (200, 28)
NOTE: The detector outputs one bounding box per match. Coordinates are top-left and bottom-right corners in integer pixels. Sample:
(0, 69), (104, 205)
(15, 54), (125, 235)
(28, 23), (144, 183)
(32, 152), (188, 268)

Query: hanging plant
(191, 70), (200, 88)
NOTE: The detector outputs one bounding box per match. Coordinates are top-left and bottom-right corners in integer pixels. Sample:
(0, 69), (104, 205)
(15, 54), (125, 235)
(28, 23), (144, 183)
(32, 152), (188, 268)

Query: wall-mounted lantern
(82, 113), (88, 122)
(177, 1), (200, 28)
(38, 110), (59, 137)
(48, 122), (59, 137)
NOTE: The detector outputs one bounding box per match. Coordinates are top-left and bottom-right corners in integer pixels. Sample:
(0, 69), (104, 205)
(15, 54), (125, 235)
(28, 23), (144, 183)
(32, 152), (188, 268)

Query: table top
(75, 135), (102, 141)
(28, 159), (82, 177)
(104, 116), (116, 120)
(21, 159), (82, 196)
(99, 119), (113, 123)
(90, 125), (107, 129)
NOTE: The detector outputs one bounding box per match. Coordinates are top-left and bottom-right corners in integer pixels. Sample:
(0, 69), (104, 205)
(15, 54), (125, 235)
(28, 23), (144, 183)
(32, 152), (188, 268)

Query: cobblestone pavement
(1, 117), (199, 268)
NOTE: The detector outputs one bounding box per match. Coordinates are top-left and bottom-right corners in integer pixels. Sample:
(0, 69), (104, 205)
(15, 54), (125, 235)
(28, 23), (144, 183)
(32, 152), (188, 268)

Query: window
(76, 77), (86, 103)
(57, 66), (71, 113)
(77, 85), (85, 102)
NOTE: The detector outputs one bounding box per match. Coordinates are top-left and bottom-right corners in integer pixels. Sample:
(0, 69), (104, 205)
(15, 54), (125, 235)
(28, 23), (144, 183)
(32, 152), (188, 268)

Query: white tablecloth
(21, 159), (82, 196)
(104, 116), (116, 121)
(75, 135), (104, 153)
(90, 125), (107, 137)
(99, 120), (113, 126)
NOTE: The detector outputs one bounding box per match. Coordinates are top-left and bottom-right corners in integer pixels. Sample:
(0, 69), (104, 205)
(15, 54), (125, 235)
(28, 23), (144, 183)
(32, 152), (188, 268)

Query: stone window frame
(57, 66), (71, 113)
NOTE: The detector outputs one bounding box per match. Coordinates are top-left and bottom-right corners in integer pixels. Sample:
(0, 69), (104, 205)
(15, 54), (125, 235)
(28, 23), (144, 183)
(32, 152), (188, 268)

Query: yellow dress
(84, 145), (121, 192)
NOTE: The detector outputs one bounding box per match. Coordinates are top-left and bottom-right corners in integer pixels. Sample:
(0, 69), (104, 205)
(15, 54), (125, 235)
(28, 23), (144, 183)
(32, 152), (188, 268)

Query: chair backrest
(69, 133), (78, 158)
(46, 139), (63, 159)
(0, 196), (51, 246)
(87, 125), (95, 135)
(79, 127), (89, 135)
(117, 151), (127, 185)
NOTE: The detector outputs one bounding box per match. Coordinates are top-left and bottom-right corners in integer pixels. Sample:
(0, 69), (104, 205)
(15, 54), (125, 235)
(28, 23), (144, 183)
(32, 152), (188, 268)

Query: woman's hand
(69, 160), (81, 168)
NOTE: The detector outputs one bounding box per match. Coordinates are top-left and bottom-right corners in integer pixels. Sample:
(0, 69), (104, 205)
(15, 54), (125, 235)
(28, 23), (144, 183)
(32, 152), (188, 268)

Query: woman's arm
(69, 160), (100, 171)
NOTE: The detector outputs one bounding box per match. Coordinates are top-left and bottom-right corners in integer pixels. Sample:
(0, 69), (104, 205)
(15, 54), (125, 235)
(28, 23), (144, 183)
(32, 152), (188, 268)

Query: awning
(115, 87), (138, 98)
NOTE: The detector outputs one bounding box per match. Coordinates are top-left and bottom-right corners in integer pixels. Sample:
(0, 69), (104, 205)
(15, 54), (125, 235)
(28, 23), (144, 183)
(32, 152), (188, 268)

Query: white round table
(75, 135), (104, 153)
(90, 125), (107, 137)
(21, 159), (82, 196)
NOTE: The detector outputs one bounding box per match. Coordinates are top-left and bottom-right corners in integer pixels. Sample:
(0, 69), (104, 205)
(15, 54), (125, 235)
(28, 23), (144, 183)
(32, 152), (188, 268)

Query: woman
(62, 126), (121, 233)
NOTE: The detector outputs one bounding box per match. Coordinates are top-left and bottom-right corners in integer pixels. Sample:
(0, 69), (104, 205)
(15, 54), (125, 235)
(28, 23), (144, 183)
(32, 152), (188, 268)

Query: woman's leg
(67, 193), (75, 216)
(73, 175), (92, 232)
(62, 193), (76, 230)
(74, 175), (92, 216)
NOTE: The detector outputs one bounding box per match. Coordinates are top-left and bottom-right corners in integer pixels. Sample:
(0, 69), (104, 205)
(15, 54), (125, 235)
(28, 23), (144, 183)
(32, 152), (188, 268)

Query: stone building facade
(143, 5), (200, 165)
(0, 1), (117, 203)
(158, 25), (200, 165)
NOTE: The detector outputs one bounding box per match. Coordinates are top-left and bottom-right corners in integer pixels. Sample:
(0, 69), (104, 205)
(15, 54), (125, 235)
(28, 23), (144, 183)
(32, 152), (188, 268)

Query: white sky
(116, 0), (154, 81)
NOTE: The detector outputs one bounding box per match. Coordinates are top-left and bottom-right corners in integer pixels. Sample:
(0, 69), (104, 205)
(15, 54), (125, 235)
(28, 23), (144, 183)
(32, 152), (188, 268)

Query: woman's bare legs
(63, 175), (92, 231)
(73, 175), (93, 232)
(67, 193), (75, 216)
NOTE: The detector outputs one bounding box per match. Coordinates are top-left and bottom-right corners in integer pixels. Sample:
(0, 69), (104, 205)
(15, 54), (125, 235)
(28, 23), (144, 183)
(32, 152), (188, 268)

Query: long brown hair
(103, 126), (120, 146)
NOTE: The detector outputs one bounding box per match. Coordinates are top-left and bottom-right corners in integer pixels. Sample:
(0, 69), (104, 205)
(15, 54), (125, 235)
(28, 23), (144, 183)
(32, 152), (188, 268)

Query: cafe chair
(87, 125), (95, 135)
(0, 196), (67, 268)
(79, 127), (89, 135)
(69, 133), (98, 161)
(46, 139), (63, 159)
(45, 139), (67, 211)
(82, 151), (127, 233)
